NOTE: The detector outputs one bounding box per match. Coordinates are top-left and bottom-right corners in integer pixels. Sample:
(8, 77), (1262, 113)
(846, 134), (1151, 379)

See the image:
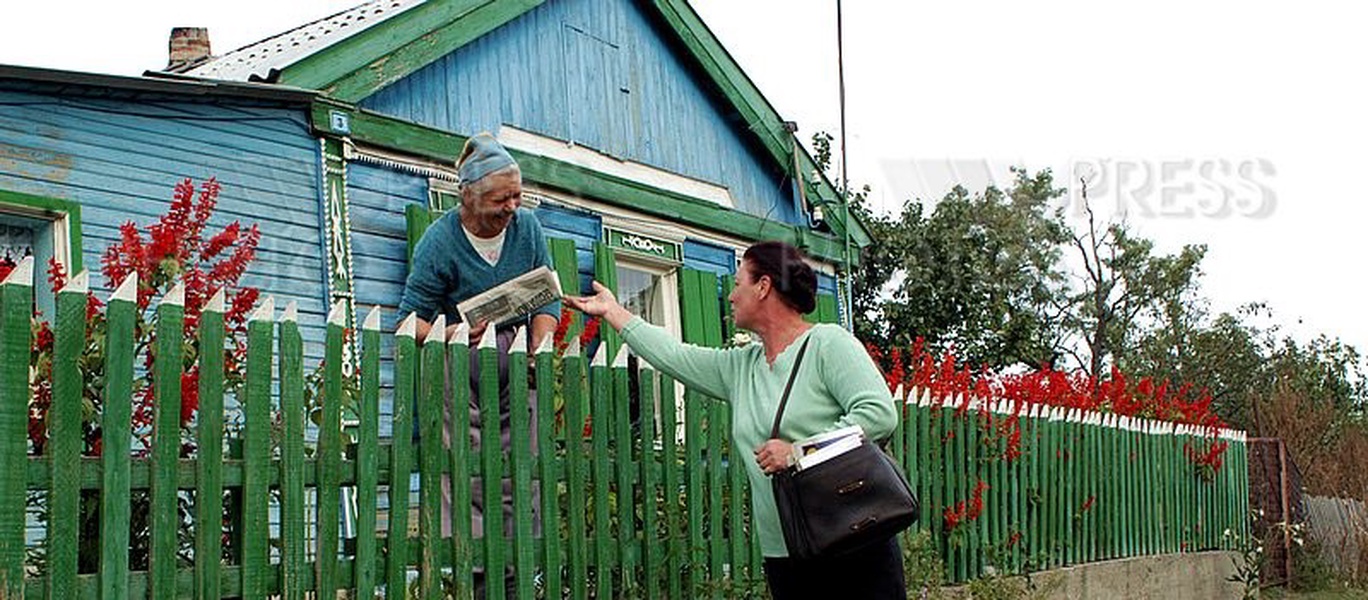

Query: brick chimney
(166, 27), (212, 72)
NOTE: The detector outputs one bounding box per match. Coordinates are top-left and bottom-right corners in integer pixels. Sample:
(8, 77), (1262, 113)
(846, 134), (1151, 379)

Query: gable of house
(357, 0), (799, 224)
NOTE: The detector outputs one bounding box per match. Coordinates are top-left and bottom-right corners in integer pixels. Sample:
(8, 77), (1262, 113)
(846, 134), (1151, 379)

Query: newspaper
(456, 266), (564, 327)
(792, 425), (864, 471)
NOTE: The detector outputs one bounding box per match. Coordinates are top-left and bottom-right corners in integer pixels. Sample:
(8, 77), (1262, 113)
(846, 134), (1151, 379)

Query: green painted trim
(0, 188), (84, 274)
(281, 1), (541, 95)
(325, 1), (546, 102)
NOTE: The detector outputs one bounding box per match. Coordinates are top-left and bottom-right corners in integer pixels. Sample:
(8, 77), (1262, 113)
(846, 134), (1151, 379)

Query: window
(0, 190), (82, 318)
(614, 255), (680, 339)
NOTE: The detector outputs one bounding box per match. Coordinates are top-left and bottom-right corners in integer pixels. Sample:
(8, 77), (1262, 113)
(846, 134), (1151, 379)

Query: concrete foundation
(944, 551), (1245, 599)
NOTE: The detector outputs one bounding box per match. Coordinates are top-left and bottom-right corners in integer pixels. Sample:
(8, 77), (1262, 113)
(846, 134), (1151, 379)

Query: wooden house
(1, 0), (870, 356)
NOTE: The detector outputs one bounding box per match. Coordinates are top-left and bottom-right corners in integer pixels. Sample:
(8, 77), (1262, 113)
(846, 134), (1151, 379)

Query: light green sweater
(620, 318), (897, 557)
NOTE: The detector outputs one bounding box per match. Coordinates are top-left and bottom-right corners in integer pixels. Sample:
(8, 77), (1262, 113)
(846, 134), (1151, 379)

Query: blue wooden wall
(0, 87), (329, 356)
(359, 0), (800, 226)
(683, 238), (737, 278)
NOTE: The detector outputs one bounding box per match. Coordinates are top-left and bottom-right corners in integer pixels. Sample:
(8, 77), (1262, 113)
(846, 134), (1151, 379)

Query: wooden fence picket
(101, 274), (137, 600)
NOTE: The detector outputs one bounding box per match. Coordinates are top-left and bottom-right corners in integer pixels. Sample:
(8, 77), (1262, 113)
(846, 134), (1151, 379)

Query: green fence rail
(0, 257), (1250, 598)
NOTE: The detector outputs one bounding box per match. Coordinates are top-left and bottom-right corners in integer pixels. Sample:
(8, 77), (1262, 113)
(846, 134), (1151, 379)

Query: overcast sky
(2, 0), (1365, 354)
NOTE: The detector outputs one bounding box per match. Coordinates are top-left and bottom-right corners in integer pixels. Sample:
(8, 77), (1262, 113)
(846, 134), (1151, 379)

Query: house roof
(186, 0), (424, 82)
(0, 64), (317, 104)
(181, 0), (872, 249)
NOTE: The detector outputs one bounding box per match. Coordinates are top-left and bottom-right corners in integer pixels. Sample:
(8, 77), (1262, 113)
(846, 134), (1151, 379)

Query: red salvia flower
(579, 315), (602, 348)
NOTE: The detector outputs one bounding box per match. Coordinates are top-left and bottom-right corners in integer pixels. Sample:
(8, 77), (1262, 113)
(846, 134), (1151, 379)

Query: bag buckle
(836, 479), (867, 495)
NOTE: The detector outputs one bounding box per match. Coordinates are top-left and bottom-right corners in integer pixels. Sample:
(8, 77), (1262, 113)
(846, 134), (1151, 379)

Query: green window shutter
(817, 293), (839, 325)
(549, 237), (579, 295)
(805, 293), (839, 324)
(404, 204), (439, 267)
(592, 243), (620, 362)
(549, 236), (581, 343)
(679, 268), (723, 348)
(720, 275), (735, 340)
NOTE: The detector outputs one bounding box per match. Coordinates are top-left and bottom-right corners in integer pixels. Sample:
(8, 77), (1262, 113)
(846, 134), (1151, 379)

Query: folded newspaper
(791, 425), (864, 471)
(456, 266), (564, 327)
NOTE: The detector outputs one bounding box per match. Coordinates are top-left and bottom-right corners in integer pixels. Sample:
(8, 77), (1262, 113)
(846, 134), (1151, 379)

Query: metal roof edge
(0, 63), (318, 104)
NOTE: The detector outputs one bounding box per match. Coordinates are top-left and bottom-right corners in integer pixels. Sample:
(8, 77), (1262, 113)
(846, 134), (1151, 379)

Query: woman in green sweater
(565, 241), (905, 599)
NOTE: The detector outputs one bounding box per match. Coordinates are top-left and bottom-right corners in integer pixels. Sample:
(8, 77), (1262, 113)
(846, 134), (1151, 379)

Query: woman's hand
(563, 281), (635, 331)
(563, 281), (619, 316)
(754, 439), (796, 475)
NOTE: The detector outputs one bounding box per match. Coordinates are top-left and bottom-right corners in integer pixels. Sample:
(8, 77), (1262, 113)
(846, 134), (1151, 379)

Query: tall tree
(1060, 188), (1207, 379)
(848, 163), (1072, 368)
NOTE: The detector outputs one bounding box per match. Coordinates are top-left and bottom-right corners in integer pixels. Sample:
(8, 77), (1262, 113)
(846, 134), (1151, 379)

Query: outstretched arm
(565, 281), (736, 399)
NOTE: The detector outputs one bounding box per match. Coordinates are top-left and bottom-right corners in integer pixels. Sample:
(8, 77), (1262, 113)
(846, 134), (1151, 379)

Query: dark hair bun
(742, 241), (817, 314)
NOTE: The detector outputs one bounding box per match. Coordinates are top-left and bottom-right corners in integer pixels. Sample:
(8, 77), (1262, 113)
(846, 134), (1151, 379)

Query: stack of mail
(792, 425), (864, 471)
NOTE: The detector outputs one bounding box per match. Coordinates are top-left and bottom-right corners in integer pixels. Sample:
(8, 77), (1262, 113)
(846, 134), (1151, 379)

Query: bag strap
(768, 336), (813, 439)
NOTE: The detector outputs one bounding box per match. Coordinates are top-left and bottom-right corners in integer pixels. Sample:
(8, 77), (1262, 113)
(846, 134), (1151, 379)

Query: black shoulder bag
(769, 337), (920, 559)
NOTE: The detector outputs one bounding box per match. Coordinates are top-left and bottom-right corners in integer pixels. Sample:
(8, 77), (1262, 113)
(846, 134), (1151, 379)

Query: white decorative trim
(448, 322), (470, 346)
(62, 270), (88, 294)
(327, 301), (347, 326)
(396, 313), (417, 339)
(281, 300), (298, 323)
(534, 330), (554, 355)
(478, 322), (497, 349)
(347, 141), (460, 182)
(610, 344), (630, 369)
(425, 315), (447, 345)
(248, 295), (273, 322)
(204, 287), (225, 313)
(111, 273), (138, 303)
(1, 256), (32, 287)
(622, 234), (666, 255)
(497, 124), (735, 209)
(163, 282), (185, 308)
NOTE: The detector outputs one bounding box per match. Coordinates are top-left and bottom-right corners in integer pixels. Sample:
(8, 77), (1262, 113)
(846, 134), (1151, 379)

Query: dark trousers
(763, 537), (906, 600)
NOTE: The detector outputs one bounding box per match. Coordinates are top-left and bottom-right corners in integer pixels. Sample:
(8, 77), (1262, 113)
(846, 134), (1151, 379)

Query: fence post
(637, 360), (662, 599)
(417, 315), (447, 599)
(0, 257), (31, 600)
(150, 283), (186, 598)
(1280, 438), (1292, 581)
(508, 327), (535, 600)
(610, 346), (637, 596)
(388, 314), (418, 597)
(241, 296), (274, 598)
(194, 288), (226, 600)
(101, 273), (137, 600)
(658, 372), (683, 600)
(356, 307), (383, 599)
(589, 344), (613, 600)
(534, 335), (561, 598)
(562, 338), (590, 600)
(47, 271), (86, 600)
(448, 323), (474, 600)
(477, 324), (508, 600)
(279, 301), (307, 600)
(318, 301), (347, 597)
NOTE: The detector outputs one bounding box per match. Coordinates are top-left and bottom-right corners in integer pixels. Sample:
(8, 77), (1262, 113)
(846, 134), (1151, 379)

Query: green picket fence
(0, 258), (764, 599)
(890, 389), (1251, 584)
(0, 256), (1250, 598)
